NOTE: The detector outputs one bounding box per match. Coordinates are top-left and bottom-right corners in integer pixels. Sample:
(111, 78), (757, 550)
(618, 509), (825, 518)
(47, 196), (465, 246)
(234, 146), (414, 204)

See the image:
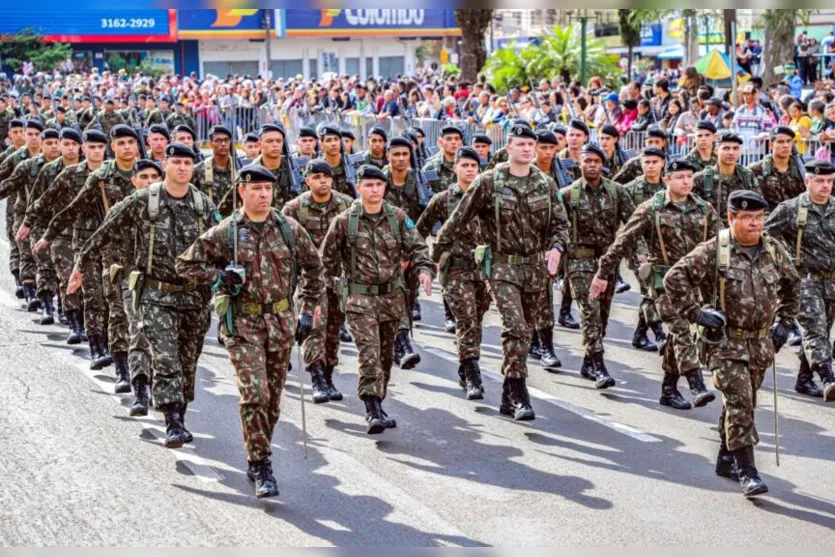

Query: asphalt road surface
(1, 211), (834, 546)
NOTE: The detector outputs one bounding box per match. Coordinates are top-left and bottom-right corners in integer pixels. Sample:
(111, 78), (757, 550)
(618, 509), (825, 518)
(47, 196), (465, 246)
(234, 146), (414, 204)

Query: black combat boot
(659, 372), (692, 410)
(557, 296), (580, 330)
(499, 377), (535, 421)
(13, 270), (24, 299)
(130, 375), (150, 417)
(180, 403), (193, 443)
(580, 355), (597, 380)
(56, 294), (68, 325)
(412, 301), (422, 322)
(378, 401), (397, 429)
(362, 396), (386, 435)
(443, 299), (456, 333)
(88, 333), (112, 370)
(732, 445), (768, 497)
(457, 362), (467, 389)
(395, 331), (420, 370)
(615, 272), (631, 294)
(113, 351), (131, 394)
(592, 352), (616, 389)
(795, 352), (823, 398)
(684, 368), (716, 407)
(650, 321), (667, 353)
(308, 362), (330, 404)
(463, 358), (485, 400)
(715, 412), (739, 480)
(66, 311), (84, 345)
(538, 328), (562, 371)
(23, 283), (40, 312)
(323, 365), (343, 401)
(251, 458), (280, 498)
(339, 322), (353, 343)
(631, 314), (657, 352)
(162, 404), (187, 449)
(813, 361), (835, 403)
(787, 321), (802, 347)
(38, 291), (55, 325)
(528, 331), (542, 361)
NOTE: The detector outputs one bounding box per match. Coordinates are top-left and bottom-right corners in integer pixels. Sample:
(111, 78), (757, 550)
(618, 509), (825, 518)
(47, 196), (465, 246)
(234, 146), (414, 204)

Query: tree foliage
(618, 10), (642, 80)
(0, 28), (72, 73)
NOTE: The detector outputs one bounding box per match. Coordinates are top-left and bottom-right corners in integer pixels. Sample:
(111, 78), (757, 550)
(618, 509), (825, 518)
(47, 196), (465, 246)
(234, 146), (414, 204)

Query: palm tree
(618, 10), (641, 80)
(481, 41), (538, 92)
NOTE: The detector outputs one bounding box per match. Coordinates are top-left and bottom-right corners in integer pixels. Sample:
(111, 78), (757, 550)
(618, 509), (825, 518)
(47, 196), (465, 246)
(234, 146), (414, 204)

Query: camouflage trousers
(103, 267), (129, 355)
(712, 359), (767, 451)
(444, 273), (491, 361)
(533, 279), (555, 332)
(120, 279), (151, 383)
(81, 258), (106, 338)
(50, 236), (81, 312)
(627, 256), (661, 326)
(347, 292), (402, 400)
(5, 198), (19, 274)
(656, 293), (700, 375)
(32, 227), (58, 296)
(489, 279), (543, 379)
(398, 266), (420, 332)
(797, 277), (835, 366)
(226, 315), (292, 463)
(303, 288), (343, 369)
(140, 299), (211, 409)
(16, 233), (36, 284)
(568, 263), (616, 357)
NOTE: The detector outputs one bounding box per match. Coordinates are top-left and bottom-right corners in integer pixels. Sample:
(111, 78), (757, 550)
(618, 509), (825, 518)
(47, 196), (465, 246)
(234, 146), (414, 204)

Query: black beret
(111, 125), (138, 141)
(581, 143), (606, 161)
(238, 164), (276, 184)
(472, 134), (492, 145)
(208, 125), (232, 138)
(317, 124), (341, 138)
(41, 129), (59, 140)
(148, 124), (170, 140)
(357, 165), (387, 182)
(665, 159), (698, 174)
(59, 128), (82, 144)
(82, 130), (107, 144)
(646, 126), (666, 140)
(771, 125), (796, 139)
(641, 147), (666, 160)
(511, 118), (531, 128)
(716, 130), (743, 145)
(26, 120), (44, 132)
(260, 123), (287, 137)
(805, 159), (835, 176)
(552, 125), (567, 137)
(244, 133), (259, 143)
(164, 142), (196, 160)
(536, 130), (559, 145)
(402, 131), (419, 145)
(440, 124), (464, 138)
(340, 128), (355, 140)
(727, 190), (768, 212)
(297, 126), (317, 139)
(455, 146), (481, 164)
(10, 118), (25, 128)
(369, 126), (387, 141)
(388, 137), (412, 150)
(409, 126), (425, 137)
(599, 124), (619, 138)
(56, 106), (67, 113)
(133, 159), (163, 177)
(696, 121), (717, 133)
(173, 125), (196, 139)
(306, 158), (333, 177)
(509, 124), (537, 141)
(568, 119), (589, 136)
(104, 97), (115, 104)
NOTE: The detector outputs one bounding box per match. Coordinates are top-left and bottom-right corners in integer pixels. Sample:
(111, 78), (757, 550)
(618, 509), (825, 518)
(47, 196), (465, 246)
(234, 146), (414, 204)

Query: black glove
(771, 321), (791, 354)
(295, 312), (313, 345)
(219, 267), (244, 289)
(697, 307), (727, 331)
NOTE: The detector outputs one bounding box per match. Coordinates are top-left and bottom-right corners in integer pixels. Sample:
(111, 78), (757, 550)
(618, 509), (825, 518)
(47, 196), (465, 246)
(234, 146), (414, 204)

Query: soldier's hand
(32, 239), (50, 254)
(67, 268), (84, 295)
(697, 307), (727, 331)
(419, 272), (432, 296)
(545, 249), (562, 276)
(637, 253), (648, 264)
(15, 225), (30, 242)
(770, 321), (791, 353)
(295, 312), (313, 345)
(590, 276), (608, 300)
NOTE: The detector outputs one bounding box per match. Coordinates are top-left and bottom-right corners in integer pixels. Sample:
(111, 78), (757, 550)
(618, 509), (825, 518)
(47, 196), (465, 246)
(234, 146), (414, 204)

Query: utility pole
(264, 10), (273, 79)
(581, 10), (588, 86)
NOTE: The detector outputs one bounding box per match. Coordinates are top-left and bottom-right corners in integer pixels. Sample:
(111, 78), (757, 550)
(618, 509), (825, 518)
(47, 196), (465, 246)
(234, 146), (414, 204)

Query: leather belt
(242, 299), (290, 316)
(349, 276), (403, 295)
(145, 278), (197, 293)
(727, 327), (769, 340)
(493, 252), (543, 266)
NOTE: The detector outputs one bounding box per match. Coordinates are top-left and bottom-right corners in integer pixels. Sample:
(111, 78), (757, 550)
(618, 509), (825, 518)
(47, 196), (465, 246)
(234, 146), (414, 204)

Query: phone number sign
(0, 10), (177, 43)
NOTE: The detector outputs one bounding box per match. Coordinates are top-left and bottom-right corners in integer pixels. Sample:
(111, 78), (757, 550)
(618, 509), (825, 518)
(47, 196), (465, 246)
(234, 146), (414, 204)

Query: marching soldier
(613, 127), (668, 185)
(165, 101), (197, 132)
(422, 125), (462, 194)
(294, 126), (318, 160)
(597, 124), (625, 180)
(340, 129), (356, 155)
(557, 119), (587, 182)
(94, 98), (125, 138)
(193, 125), (239, 207)
(0, 118), (28, 298)
(362, 126), (388, 169)
(472, 133), (493, 169)
(485, 119), (530, 171)
(763, 159), (835, 402)
(281, 159), (352, 403)
(177, 164), (324, 498)
(239, 133), (260, 167)
(417, 147), (490, 399)
(683, 121), (718, 173)
(664, 190), (799, 498)
(319, 125), (356, 199)
(592, 159), (719, 410)
(320, 165), (434, 434)
(144, 96), (171, 128)
(172, 125), (204, 163)
(435, 125), (570, 421)
(146, 124), (170, 164)
(748, 126), (806, 211)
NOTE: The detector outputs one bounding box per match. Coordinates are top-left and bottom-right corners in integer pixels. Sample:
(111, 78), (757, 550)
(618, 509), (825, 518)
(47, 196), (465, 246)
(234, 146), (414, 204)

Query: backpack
(144, 182), (211, 276)
(568, 177), (619, 246)
(648, 190), (710, 266)
(492, 163), (552, 249)
(346, 200), (400, 283)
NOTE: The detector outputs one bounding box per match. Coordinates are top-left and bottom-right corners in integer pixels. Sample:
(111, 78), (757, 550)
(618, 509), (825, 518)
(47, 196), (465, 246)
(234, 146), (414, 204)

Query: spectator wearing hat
(693, 131), (761, 225)
(732, 83), (773, 160)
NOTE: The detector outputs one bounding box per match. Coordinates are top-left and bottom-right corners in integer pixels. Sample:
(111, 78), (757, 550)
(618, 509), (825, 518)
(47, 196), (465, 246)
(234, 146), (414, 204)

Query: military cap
(306, 158), (334, 177)
(59, 128), (82, 144)
(402, 130), (419, 145)
(111, 125), (139, 141)
(581, 143), (606, 161)
(238, 164), (276, 183)
(455, 146), (481, 164)
(104, 97), (115, 104)
(26, 120), (44, 132)
(340, 128), (356, 140)
(440, 124), (464, 138)
(409, 126), (425, 138)
(41, 129), (59, 141)
(173, 125), (196, 139)
(696, 121), (717, 133)
(260, 123), (287, 137)
(665, 159), (698, 174)
(508, 124), (537, 141)
(599, 124), (619, 139)
(717, 130), (743, 145)
(707, 97), (723, 107)
(552, 125), (567, 137)
(511, 118), (531, 128)
(771, 125), (796, 139)
(388, 137), (412, 151)
(568, 119), (590, 136)
(56, 106), (67, 113)
(297, 126), (317, 139)
(369, 126), (388, 141)
(641, 147), (666, 160)
(727, 189), (768, 212)
(536, 130), (559, 145)
(357, 165), (387, 182)
(646, 126), (666, 140)
(82, 130), (107, 144)
(317, 124), (341, 138)
(133, 159), (163, 177)
(148, 124), (170, 140)
(164, 142), (196, 160)
(244, 133), (260, 143)
(805, 159), (835, 176)
(472, 133), (492, 146)
(208, 125), (232, 138)
(9, 118), (25, 128)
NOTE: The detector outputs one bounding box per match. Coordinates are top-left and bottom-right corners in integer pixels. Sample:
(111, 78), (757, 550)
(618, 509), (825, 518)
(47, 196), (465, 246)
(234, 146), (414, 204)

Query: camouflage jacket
(165, 112), (197, 133)
(0, 109), (15, 143)
(282, 190), (353, 249)
(218, 154), (295, 214)
(422, 153), (456, 194)
(95, 111), (125, 138)
(22, 157), (68, 231)
(612, 156), (643, 185)
(27, 162), (94, 246)
(692, 164), (760, 225)
(362, 150), (387, 170)
(0, 154), (54, 227)
(485, 147), (509, 171)
(557, 148), (582, 181)
(383, 167), (424, 222)
(76, 107), (95, 130)
(602, 152), (622, 180)
(624, 176), (665, 207)
(193, 156), (236, 207)
(683, 148), (717, 173)
(764, 192), (835, 274)
(176, 208), (324, 317)
(435, 163), (569, 291)
(0, 147), (34, 199)
(327, 157), (355, 199)
(748, 155), (805, 211)
(144, 108), (170, 128)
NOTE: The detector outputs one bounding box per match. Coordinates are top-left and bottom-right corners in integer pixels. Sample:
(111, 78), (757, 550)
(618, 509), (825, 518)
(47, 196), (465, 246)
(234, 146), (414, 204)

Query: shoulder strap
(763, 235), (779, 267)
(603, 180), (620, 235)
(385, 203), (401, 245)
(704, 167), (714, 198)
(147, 182), (162, 220)
(717, 229), (731, 312)
(763, 155), (772, 177)
(190, 185), (207, 235)
(795, 193), (810, 267)
(298, 195), (310, 226)
(492, 167), (506, 249)
(632, 184), (644, 206)
(204, 156), (214, 200)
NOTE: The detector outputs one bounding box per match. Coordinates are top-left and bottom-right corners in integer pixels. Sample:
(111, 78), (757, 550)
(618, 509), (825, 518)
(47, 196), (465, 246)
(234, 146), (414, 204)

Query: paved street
(1, 217), (834, 546)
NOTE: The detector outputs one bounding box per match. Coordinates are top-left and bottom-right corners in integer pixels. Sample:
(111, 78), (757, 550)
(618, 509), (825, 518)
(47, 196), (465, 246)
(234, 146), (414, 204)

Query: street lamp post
(567, 9), (601, 87)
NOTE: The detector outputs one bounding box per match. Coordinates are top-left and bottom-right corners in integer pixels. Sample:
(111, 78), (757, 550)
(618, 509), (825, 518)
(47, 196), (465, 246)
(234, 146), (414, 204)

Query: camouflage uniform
(421, 154), (456, 194)
(94, 111), (125, 139)
(0, 109), (15, 141)
(692, 164), (760, 226)
(613, 156), (644, 185)
(362, 151), (387, 170)
(165, 112), (197, 133)
(144, 108), (170, 128)
(0, 146), (31, 276)
(76, 107), (95, 131)
(23, 157), (67, 296)
(417, 185), (491, 361)
(435, 163), (570, 379)
(193, 156), (236, 207)
(561, 177), (635, 357)
(748, 155), (805, 211)
(664, 232), (799, 451)
(683, 148), (717, 173)
(282, 190), (352, 370)
(602, 153), (623, 181)
(219, 155), (296, 214)
(328, 158), (355, 199)
(485, 147), (508, 171)
(320, 200), (433, 400)
(557, 148), (582, 181)
(176, 208), (324, 464)
(77, 184), (218, 409)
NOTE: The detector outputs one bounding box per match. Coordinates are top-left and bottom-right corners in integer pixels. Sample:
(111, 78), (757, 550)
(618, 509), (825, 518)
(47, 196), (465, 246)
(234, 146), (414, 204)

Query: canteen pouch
(638, 262), (653, 283)
(437, 251), (451, 289)
(108, 263), (123, 283)
(214, 294), (234, 336)
(128, 271), (144, 312)
(474, 245), (492, 281)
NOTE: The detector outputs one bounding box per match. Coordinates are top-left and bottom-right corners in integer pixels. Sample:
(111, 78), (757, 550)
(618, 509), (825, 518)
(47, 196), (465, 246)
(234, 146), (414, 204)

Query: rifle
(286, 141), (304, 195)
(340, 135), (363, 190)
(550, 156), (573, 188)
(410, 148), (434, 208)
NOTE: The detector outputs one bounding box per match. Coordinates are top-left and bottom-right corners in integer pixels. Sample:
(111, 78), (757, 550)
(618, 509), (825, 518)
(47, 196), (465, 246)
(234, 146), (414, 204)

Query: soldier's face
(148, 133), (168, 154)
(9, 127), (24, 146)
(297, 137), (316, 156)
(771, 135), (793, 159)
(387, 147), (411, 172)
(239, 181), (274, 215)
(210, 133), (231, 157)
(25, 129), (41, 149)
(729, 210), (764, 246)
(664, 170), (694, 201)
(261, 131), (285, 159)
(42, 138), (61, 160)
(717, 143), (740, 166)
(455, 158), (479, 186)
(83, 143), (106, 164)
(567, 129), (586, 149)
(174, 132), (194, 148)
(473, 143), (490, 159)
(60, 139), (80, 160)
(112, 137), (138, 162)
(164, 156), (194, 186)
(535, 143), (557, 166)
(806, 174), (834, 204)
(441, 133), (462, 157)
(321, 135), (341, 157)
(507, 137), (535, 165)
(132, 169), (161, 189)
(368, 135), (386, 157)
(580, 154), (603, 181)
(243, 141), (260, 158)
(641, 156), (663, 180)
(306, 172), (333, 199)
(343, 138), (354, 152)
(599, 134), (615, 153)
(695, 131), (715, 151)
(646, 138), (664, 150)
(357, 178), (386, 205)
